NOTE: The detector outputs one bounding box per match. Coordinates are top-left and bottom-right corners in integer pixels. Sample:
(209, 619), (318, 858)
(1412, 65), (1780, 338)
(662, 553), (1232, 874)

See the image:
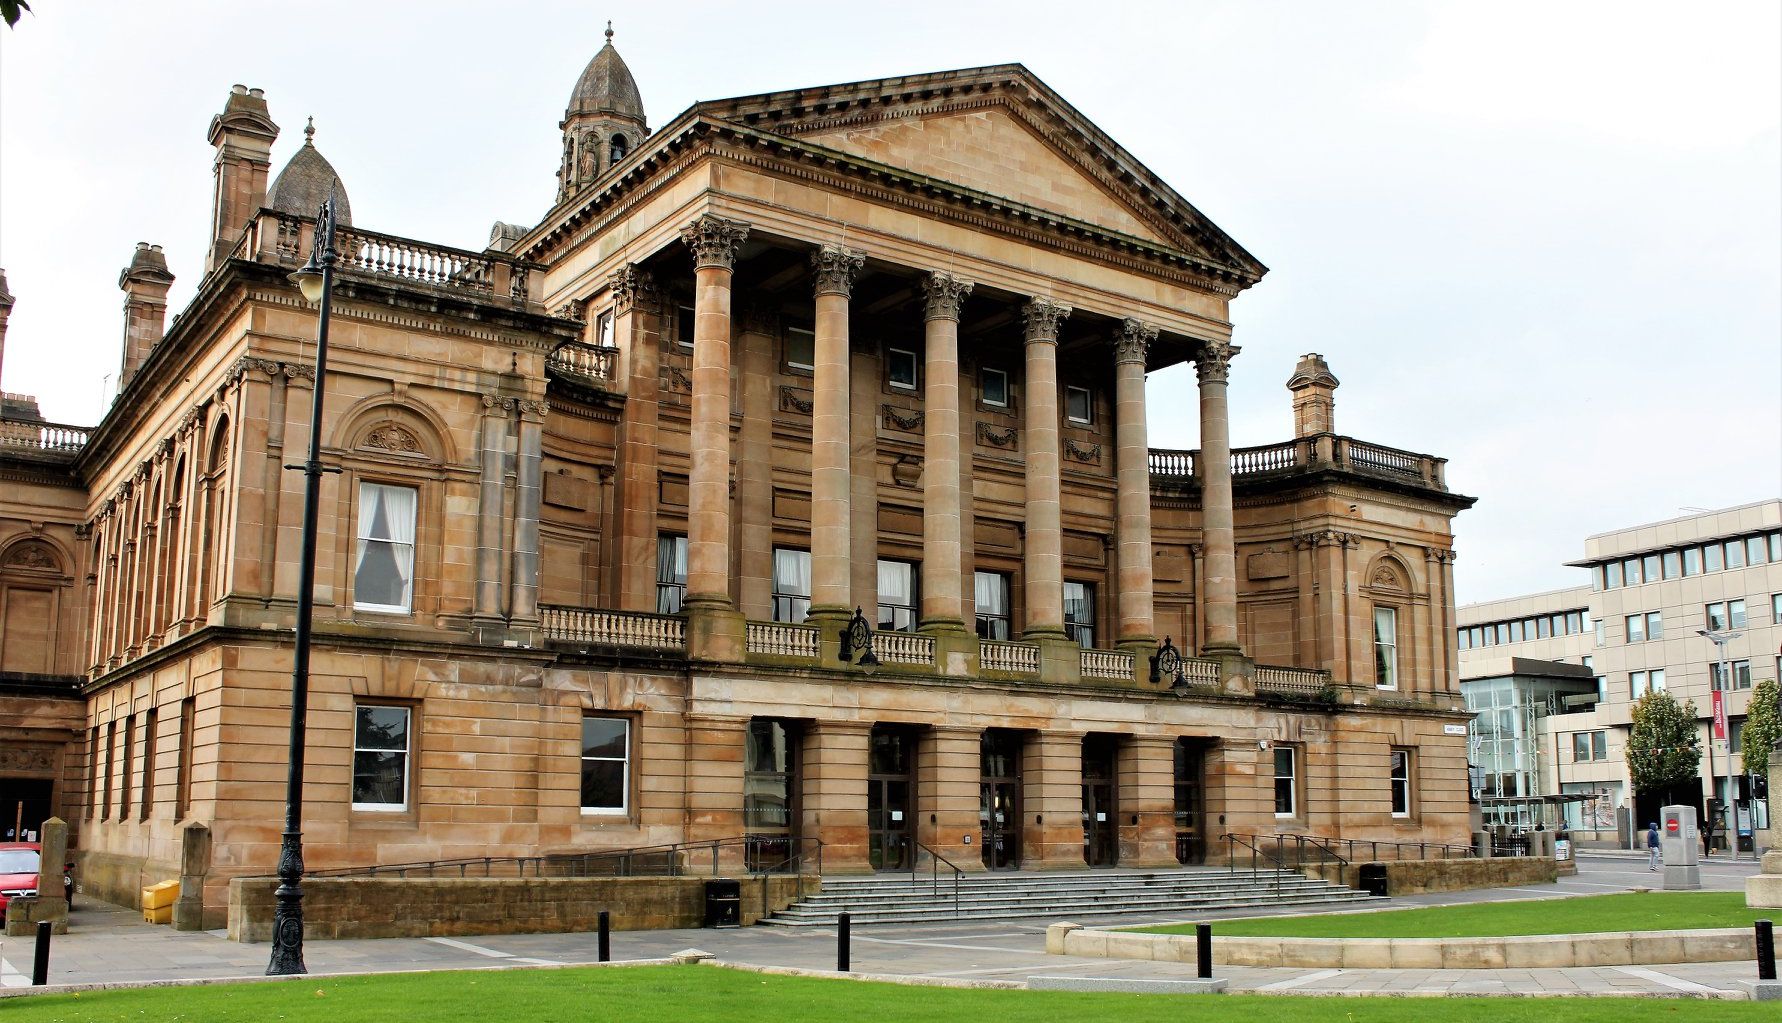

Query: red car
(0, 843), (74, 914)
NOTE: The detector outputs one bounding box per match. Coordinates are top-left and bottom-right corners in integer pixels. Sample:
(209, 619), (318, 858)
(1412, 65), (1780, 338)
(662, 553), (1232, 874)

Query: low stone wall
(1048, 922), (1756, 969)
(1304, 855), (1555, 895)
(226, 873), (815, 942)
(74, 849), (181, 912)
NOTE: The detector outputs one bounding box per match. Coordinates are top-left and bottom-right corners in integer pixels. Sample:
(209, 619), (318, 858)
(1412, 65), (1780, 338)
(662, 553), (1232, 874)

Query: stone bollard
(172, 822), (212, 931)
(38, 818), (69, 922)
(1473, 831), (1490, 859)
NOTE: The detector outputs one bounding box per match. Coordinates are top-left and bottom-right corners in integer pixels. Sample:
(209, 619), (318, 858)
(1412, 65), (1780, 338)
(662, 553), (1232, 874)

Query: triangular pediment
(692, 65), (1264, 280)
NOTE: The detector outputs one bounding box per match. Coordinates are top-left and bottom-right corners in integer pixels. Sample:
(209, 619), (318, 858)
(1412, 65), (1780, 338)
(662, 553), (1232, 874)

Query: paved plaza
(1, 854), (1772, 999)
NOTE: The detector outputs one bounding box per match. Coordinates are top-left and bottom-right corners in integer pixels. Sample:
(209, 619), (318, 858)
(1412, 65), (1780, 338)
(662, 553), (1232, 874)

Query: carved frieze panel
(882, 405), (923, 432)
(976, 423), (1017, 450)
(1063, 438), (1100, 464)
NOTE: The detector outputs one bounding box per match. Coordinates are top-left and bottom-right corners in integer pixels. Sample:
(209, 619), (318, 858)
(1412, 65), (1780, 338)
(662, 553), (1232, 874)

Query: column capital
(811, 244), (866, 297)
(1021, 296), (1072, 344)
(1194, 339), (1240, 384)
(681, 215), (750, 271)
(609, 264), (660, 314)
(922, 272), (974, 321)
(1115, 318), (1158, 365)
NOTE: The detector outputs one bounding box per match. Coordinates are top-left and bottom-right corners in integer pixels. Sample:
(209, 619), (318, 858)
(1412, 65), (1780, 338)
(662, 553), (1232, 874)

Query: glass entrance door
(868, 726), (914, 871)
(1082, 735), (1118, 867)
(744, 719), (799, 871)
(979, 730), (1022, 870)
(1174, 738), (1205, 864)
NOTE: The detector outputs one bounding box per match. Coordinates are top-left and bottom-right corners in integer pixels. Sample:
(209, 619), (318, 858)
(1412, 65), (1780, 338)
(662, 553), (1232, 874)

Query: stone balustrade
(745, 621), (820, 659)
(870, 630), (935, 667)
(546, 341), (619, 384)
(0, 418), (91, 455)
(1080, 648), (1135, 681)
(238, 210), (539, 304)
(981, 639), (1040, 674)
(1254, 664), (1333, 695)
(1149, 434), (1447, 491)
(539, 606), (685, 651)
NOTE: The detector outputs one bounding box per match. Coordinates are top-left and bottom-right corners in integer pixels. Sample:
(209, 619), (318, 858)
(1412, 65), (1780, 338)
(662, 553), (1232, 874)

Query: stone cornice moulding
(246, 288), (570, 354)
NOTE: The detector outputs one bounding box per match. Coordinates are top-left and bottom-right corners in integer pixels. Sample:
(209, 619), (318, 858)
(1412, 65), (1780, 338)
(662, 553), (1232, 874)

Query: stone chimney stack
(0, 268), (13, 393)
(205, 85), (279, 273)
(1286, 353), (1339, 438)
(119, 244), (175, 389)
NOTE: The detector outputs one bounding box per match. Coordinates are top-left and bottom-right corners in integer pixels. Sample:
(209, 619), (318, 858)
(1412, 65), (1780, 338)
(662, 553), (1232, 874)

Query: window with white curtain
(877, 559), (918, 633)
(1063, 581), (1095, 648)
(974, 570), (1010, 640)
(355, 482), (416, 612)
(655, 534), (687, 614)
(772, 548), (811, 623)
(1373, 606), (1398, 689)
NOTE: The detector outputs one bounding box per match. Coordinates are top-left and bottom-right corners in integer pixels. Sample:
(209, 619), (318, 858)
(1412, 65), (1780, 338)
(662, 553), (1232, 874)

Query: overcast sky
(0, 1), (1777, 603)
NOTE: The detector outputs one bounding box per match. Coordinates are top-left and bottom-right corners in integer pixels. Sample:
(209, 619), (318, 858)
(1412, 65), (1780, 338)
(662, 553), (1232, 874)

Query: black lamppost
(267, 196), (339, 977)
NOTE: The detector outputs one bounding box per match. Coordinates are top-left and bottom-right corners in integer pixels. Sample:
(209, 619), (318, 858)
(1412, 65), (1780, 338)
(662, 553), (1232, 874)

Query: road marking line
(1255, 968), (1344, 991)
(0, 955), (27, 988)
(1610, 966), (1732, 995)
(424, 937), (513, 958)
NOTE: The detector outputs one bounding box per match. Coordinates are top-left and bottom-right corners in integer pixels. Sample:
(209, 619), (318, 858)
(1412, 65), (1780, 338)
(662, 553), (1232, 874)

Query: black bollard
(597, 910), (611, 963)
(1196, 923), (1212, 979)
(32, 920), (51, 986)
(1758, 919), (1776, 982)
(837, 912), (851, 972)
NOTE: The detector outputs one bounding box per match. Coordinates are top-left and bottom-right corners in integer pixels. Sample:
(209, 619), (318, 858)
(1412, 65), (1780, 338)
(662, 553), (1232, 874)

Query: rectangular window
(1594, 618), (1605, 646)
(1748, 536), (1767, 565)
(1456, 628), (1469, 651)
(1712, 660), (1752, 691)
(175, 698), (194, 820)
(1065, 385), (1092, 425)
(1390, 748), (1412, 818)
(980, 367), (1009, 408)
(86, 725), (100, 820)
(1631, 671), (1649, 700)
(1729, 599), (1747, 629)
(1641, 554), (1660, 583)
(1567, 611), (1583, 634)
(1651, 668), (1666, 692)
(1705, 543), (1724, 572)
(580, 717), (630, 815)
(352, 704), (411, 811)
(1624, 558), (1642, 586)
(1661, 551), (1680, 579)
(1572, 732), (1590, 762)
(876, 559), (918, 633)
(1770, 533), (1782, 563)
(1592, 730), (1607, 760)
(120, 713), (134, 820)
(1625, 613), (1644, 643)
(1509, 620), (1523, 643)
(675, 304), (695, 350)
(1683, 547), (1701, 576)
(1646, 611), (1663, 640)
(354, 482), (417, 612)
(1706, 602), (1728, 631)
(1773, 593), (1782, 626)
(140, 707), (157, 821)
(973, 570), (1010, 640)
(102, 721), (115, 820)
(1373, 607), (1399, 689)
(785, 327), (815, 372)
(1605, 561), (1623, 588)
(655, 534), (688, 614)
(1274, 746), (1298, 817)
(1592, 564), (1605, 591)
(1725, 540), (1745, 569)
(772, 548), (811, 623)
(1730, 718), (1744, 754)
(886, 347), (918, 390)
(594, 309), (614, 348)
(1536, 617), (1551, 639)
(1063, 581), (1095, 648)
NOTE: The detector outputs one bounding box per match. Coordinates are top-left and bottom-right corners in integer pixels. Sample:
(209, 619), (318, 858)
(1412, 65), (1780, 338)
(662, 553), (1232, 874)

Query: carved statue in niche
(578, 133), (598, 183)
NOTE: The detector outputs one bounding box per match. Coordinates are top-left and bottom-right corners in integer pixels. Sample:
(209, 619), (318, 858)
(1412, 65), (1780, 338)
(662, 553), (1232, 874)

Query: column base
(920, 620), (980, 676)
(1022, 823), (1089, 870)
(805, 606), (850, 665)
(685, 599), (746, 664)
(1030, 634), (1083, 686)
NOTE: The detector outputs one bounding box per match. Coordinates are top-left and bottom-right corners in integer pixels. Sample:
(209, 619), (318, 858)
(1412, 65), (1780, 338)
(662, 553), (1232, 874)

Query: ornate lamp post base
(266, 828), (306, 975)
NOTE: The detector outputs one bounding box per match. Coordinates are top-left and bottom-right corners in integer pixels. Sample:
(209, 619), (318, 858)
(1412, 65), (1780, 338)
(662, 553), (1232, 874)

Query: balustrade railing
(241, 211), (536, 303)
(870, 630), (935, 667)
(547, 341), (619, 383)
(1178, 656), (1221, 684)
(1080, 647), (1134, 680)
(980, 639), (1039, 674)
(1343, 438), (1425, 479)
(1147, 448), (1196, 478)
(1230, 440), (1301, 475)
(746, 620), (820, 659)
(539, 606), (685, 651)
(0, 417), (91, 454)
(1149, 435), (1445, 491)
(1253, 664), (1333, 695)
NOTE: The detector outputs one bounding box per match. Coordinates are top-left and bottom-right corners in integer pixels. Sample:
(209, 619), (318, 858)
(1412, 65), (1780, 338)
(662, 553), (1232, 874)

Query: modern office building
(0, 35), (1477, 919)
(1458, 500), (1781, 847)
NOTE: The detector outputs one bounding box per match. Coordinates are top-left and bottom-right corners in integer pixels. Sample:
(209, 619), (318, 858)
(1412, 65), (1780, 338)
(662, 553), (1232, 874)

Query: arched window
(609, 133), (629, 165)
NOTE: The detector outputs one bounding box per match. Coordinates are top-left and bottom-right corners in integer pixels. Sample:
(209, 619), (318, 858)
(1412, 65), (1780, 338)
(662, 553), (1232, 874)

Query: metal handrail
(912, 840), (965, 919)
(1219, 832), (1291, 899)
(751, 838), (827, 919)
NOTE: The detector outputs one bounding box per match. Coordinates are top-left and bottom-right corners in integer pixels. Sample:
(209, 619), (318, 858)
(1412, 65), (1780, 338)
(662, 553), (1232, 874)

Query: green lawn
(2, 964), (1773, 1023)
(1134, 891), (1771, 939)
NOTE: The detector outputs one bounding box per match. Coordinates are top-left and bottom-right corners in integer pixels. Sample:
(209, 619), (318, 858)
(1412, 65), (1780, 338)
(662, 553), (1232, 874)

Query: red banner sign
(1712, 689), (1727, 740)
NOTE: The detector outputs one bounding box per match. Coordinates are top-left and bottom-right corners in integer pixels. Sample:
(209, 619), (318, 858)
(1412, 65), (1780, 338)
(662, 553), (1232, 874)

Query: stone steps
(761, 867), (1379, 927)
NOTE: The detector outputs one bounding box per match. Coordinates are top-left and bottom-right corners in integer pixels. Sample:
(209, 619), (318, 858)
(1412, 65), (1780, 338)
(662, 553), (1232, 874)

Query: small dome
(267, 119), (353, 226)
(566, 29), (645, 122)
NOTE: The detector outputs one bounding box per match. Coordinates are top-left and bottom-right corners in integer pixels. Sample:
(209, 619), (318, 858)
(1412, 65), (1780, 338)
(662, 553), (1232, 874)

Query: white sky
(0, 1), (1777, 603)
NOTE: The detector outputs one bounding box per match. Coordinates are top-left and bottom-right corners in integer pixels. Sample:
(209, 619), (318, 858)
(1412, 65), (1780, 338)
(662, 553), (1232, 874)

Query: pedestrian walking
(1646, 821), (1660, 871)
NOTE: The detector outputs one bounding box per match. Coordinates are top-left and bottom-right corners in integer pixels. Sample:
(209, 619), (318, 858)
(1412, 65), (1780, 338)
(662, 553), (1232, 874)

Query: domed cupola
(267, 118), (353, 225)
(559, 23), (649, 201)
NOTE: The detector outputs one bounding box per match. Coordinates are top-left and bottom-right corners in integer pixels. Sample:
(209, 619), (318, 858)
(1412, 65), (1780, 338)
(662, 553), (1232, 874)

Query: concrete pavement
(1, 856), (1771, 999)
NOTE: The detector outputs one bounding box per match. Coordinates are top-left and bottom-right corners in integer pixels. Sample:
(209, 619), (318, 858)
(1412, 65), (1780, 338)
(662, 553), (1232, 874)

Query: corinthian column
(920, 272), (972, 634)
(1114, 319), (1158, 653)
(1196, 339), (1241, 655)
(809, 245), (865, 624)
(679, 215), (749, 658)
(1021, 297), (1070, 640)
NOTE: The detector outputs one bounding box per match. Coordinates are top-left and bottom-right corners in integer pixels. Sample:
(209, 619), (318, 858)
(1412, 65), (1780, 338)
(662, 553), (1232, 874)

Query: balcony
(545, 340), (621, 393)
(1149, 434), (1449, 493)
(0, 416), (92, 466)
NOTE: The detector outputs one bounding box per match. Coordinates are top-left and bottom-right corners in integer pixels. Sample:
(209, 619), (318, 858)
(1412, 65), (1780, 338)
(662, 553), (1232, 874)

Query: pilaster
(1021, 730), (1086, 870)
(683, 713), (750, 873)
(916, 725), (986, 871)
(800, 721), (873, 874)
(1118, 736), (1179, 868)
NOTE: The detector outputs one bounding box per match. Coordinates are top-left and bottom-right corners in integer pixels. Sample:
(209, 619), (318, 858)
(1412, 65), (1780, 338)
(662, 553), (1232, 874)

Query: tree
(1626, 689), (1701, 797)
(0, 2), (30, 29)
(1743, 678), (1781, 778)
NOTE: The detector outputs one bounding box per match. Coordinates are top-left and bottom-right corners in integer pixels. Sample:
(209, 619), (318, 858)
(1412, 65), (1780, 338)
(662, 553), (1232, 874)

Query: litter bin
(1357, 863), (1389, 898)
(704, 878), (741, 928)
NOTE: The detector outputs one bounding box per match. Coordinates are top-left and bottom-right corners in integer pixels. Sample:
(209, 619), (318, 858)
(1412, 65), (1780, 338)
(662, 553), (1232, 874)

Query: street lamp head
(287, 262), (326, 304)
